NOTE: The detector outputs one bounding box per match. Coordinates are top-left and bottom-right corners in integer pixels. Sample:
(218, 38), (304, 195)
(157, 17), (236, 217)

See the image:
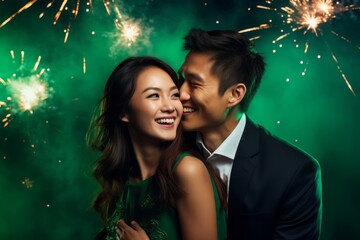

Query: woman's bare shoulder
(174, 155), (209, 182)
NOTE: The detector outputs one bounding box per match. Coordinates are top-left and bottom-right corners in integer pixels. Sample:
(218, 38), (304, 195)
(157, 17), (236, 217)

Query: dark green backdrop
(1, 0), (359, 239)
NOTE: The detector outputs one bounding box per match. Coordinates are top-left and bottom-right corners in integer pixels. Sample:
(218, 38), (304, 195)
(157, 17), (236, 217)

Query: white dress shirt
(196, 114), (246, 198)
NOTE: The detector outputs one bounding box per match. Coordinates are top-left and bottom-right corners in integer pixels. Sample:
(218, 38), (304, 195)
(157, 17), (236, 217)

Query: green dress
(105, 152), (226, 240)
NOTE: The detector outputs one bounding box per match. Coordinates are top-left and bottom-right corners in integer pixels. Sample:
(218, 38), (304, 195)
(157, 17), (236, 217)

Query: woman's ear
(226, 83), (246, 108)
(120, 114), (129, 123)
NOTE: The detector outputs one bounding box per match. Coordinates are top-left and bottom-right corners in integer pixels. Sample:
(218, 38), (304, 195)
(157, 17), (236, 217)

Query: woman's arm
(116, 155), (218, 240)
(174, 155), (218, 240)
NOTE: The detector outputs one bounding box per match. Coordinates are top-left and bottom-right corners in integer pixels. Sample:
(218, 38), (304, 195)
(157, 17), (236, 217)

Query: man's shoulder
(247, 118), (319, 169)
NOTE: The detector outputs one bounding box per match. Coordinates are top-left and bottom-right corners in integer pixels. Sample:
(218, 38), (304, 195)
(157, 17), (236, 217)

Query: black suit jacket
(227, 118), (322, 240)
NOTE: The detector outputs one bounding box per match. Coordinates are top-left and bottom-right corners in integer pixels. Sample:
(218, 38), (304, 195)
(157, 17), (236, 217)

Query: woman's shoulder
(174, 153), (208, 182)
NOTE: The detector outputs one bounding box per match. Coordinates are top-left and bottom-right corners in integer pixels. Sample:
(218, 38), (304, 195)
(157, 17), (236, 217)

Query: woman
(87, 56), (226, 240)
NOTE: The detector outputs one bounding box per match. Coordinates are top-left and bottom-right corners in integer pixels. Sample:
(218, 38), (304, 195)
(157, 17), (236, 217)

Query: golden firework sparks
(21, 177), (35, 188)
(240, 0), (359, 95)
(0, 0), (38, 28)
(13, 76), (48, 113)
(1, 0), (93, 43)
(1, 51), (52, 127)
(117, 21), (140, 46)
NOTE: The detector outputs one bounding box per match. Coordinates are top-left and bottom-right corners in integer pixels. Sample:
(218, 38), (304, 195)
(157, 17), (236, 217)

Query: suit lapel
(228, 117), (260, 213)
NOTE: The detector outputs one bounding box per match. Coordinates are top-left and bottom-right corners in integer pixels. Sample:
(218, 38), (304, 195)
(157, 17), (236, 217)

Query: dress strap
(172, 152), (193, 172)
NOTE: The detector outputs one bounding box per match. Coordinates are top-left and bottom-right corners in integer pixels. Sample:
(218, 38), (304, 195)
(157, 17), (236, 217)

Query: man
(178, 29), (322, 239)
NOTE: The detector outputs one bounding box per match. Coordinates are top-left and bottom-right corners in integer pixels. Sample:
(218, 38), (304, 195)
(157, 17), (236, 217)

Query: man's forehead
(182, 52), (214, 71)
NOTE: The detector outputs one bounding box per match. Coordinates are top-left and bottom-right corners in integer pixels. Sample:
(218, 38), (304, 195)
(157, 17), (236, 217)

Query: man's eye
(188, 81), (199, 87)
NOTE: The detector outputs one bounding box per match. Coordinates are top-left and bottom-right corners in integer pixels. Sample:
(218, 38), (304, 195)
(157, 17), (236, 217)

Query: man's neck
(201, 111), (242, 153)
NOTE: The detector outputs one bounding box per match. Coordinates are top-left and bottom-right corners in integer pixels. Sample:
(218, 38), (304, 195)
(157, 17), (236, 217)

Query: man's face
(180, 52), (229, 133)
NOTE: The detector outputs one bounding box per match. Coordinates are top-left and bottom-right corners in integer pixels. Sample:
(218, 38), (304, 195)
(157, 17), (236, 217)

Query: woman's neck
(130, 137), (162, 181)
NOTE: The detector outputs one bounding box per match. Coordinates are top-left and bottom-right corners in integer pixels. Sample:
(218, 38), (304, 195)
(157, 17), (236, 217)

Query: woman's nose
(160, 99), (175, 112)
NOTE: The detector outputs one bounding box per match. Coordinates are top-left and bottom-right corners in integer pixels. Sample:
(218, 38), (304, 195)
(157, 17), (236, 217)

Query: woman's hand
(116, 220), (149, 240)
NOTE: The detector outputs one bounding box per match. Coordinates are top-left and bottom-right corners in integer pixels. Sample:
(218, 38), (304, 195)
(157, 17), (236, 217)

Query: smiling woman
(86, 56), (226, 240)
(120, 66), (182, 143)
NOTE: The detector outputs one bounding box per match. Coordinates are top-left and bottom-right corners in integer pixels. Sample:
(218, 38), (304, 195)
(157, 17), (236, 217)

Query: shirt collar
(196, 113), (247, 160)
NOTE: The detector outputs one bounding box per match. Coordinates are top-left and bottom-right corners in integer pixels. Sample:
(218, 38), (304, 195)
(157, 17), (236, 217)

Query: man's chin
(181, 121), (198, 132)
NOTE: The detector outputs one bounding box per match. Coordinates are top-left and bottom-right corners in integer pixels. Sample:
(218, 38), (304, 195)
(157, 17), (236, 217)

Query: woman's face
(122, 66), (183, 142)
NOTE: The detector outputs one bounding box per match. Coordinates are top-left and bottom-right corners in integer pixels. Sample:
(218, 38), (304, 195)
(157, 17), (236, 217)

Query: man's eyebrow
(185, 72), (203, 81)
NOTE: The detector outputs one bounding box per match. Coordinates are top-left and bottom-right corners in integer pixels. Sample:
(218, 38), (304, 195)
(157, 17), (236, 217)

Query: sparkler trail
(0, 51), (52, 127)
(331, 30), (360, 50)
(240, 0), (359, 95)
(0, 0), (38, 28)
(83, 56), (86, 74)
(0, 0), (93, 43)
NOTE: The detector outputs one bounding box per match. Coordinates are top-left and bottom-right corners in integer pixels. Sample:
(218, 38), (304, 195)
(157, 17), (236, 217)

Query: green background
(0, 0), (359, 239)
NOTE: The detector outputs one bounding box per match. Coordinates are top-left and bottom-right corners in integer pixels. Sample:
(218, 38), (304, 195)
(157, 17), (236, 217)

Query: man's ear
(226, 83), (246, 108)
(120, 114), (129, 123)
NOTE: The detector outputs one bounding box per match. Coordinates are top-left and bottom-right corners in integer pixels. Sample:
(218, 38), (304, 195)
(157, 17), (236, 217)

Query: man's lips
(183, 107), (196, 113)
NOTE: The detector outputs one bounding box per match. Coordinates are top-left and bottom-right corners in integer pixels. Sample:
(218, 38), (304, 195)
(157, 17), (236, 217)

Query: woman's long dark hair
(87, 56), (185, 221)
(87, 56), (227, 223)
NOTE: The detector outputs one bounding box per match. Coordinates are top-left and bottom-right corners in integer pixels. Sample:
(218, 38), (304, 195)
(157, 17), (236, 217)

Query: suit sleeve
(275, 157), (323, 240)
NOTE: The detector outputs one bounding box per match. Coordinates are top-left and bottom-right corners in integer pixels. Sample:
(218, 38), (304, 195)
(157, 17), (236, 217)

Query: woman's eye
(172, 92), (180, 99)
(147, 93), (159, 98)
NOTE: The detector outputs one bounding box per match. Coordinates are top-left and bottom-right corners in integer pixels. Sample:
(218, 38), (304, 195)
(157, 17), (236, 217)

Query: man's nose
(180, 82), (190, 101)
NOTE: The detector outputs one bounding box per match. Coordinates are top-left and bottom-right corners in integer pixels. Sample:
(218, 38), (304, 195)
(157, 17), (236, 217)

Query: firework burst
(21, 177), (35, 188)
(0, 51), (52, 127)
(241, 0), (360, 96)
(102, 1), (152, 56)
